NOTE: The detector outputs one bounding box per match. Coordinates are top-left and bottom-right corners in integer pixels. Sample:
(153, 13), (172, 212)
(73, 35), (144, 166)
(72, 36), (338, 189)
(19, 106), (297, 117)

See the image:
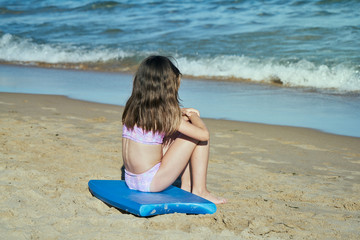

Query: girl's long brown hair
(122, 56), (182, 135)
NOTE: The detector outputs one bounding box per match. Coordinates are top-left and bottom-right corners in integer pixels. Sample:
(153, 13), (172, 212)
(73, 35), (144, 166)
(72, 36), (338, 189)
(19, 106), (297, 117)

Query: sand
(1, 92), (359, 239)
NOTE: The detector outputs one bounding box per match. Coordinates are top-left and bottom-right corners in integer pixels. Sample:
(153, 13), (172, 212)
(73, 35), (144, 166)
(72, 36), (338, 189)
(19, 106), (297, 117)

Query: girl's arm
(178, 111), (210, 141)
(181, 108), (200, 117)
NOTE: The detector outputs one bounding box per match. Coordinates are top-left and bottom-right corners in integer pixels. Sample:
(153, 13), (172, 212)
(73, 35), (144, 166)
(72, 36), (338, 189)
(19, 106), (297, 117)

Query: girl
(122, 56), (226, 204)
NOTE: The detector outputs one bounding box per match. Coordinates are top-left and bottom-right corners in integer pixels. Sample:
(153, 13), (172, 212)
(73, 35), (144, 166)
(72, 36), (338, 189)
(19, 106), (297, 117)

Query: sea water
(0, 0), (359, 136)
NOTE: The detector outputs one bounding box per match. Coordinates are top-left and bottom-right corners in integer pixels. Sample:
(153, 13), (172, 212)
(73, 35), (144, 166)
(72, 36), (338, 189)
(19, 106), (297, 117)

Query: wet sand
(1, 92), (359, 239)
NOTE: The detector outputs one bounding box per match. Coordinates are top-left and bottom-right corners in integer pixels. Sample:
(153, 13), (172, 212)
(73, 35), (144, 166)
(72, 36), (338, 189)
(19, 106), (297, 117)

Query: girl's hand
(182, 114), (190, 122)
(178, 108), (209, 141)
(182, 108), (200, 118)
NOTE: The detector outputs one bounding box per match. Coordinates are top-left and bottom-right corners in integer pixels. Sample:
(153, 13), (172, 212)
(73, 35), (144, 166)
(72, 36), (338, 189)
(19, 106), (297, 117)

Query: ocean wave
(0, 33), (131, 63)
(177, 55), (360, 92)
(1, 33), (359, 92)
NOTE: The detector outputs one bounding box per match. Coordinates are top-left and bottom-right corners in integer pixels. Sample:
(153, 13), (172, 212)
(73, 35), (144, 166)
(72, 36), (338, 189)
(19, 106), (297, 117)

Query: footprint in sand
(292, 144), (328, 151)
(0, 101), (15, 105)
(41, 107), (57, 112)
(214, 132), (233, 138)
(229, 129), (253, 136)
(86, 117), (107, 123)
(212, 143), (230, 148)
(104, 110), (120, 114)
(252, 156), (286, 164)
(265, 139), (328, 151)
(90, 108), (120, 114)
(66, 116), (86, 121)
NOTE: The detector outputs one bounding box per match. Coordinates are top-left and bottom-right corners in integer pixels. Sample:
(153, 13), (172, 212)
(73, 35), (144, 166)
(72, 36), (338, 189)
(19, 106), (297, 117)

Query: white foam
(177, 55), (360, 92)
(1, 33), (359, 92)
(0, 33), (131, 63)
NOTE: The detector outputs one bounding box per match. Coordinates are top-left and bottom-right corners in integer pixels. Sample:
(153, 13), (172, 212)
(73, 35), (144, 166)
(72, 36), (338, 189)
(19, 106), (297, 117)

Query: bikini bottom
(124, 162), (161, 192)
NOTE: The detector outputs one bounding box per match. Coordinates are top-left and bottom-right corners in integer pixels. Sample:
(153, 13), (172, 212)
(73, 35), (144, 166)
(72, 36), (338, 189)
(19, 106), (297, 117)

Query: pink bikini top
(122, 125), (165, 145)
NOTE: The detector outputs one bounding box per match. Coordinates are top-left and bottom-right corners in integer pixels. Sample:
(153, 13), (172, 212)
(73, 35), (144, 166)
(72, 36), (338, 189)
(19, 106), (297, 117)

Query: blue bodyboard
(88, 180), (217, 217)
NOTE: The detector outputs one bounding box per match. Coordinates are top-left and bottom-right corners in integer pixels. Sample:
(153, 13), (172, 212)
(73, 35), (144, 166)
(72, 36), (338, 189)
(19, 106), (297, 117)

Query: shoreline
(1, 92), (359, 239)
(1, 91), (359, 140)
(1, 63), (360, 138)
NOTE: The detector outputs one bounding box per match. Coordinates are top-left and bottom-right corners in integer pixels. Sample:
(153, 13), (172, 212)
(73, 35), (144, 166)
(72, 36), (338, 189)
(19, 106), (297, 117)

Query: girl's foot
(193, 189), (227, 204)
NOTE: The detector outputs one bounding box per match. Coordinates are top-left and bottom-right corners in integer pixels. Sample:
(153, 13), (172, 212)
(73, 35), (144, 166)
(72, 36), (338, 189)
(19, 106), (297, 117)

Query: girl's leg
(190, 141), (227, 204)
(151, 134), (226, 204)
(180, 163), (192, 192)
(189, 140), (209, 195)
(162, 134), (192, 192)
(151, 134), (198, 192)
